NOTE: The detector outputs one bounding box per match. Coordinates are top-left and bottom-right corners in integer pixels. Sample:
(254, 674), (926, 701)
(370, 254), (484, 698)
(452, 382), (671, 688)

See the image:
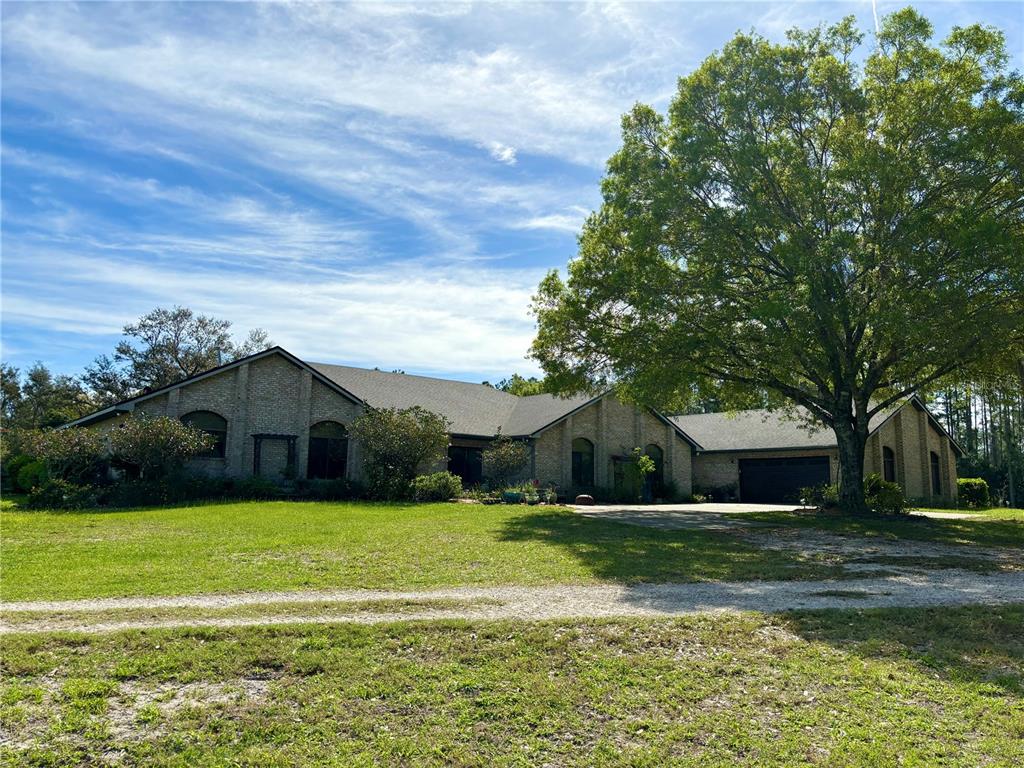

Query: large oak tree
(531, 10), (1024, 514)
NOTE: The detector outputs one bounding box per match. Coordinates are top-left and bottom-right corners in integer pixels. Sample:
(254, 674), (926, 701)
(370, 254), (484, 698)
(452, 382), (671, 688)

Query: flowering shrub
(109, 415), (214, 479)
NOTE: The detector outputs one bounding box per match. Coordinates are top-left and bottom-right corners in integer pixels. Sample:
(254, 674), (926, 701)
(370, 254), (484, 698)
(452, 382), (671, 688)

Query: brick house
(67, 347), (962, 504)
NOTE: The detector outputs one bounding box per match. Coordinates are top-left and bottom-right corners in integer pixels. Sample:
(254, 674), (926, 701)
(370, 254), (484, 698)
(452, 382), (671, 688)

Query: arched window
(644, 443), (665, 497)
(308, 421), (348, 480)
(930, 452), (942, 495)
(882, 446), (896, 483)
(571, 438), (594, 488)
(181, 411), (227, 458)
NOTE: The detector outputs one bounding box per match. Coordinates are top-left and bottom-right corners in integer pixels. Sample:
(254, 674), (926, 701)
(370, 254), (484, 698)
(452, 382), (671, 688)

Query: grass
(746, 507), (1024, 549)
(1, 499), (853, 602)
(4, 498), (1022, 602)
(1, 605), (1022, 766)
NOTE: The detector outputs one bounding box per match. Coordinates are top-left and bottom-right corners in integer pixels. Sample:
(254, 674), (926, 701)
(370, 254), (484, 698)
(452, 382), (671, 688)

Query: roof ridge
(310, 361), (520, 397)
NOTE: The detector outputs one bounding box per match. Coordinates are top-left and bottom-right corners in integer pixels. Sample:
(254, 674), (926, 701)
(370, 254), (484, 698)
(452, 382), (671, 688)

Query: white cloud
(3, 247), (545, 377)
(486, 141), (518, 165)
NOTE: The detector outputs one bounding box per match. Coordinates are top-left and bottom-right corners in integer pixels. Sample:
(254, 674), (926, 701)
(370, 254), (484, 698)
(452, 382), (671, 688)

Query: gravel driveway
(4, 570), (1022, 634)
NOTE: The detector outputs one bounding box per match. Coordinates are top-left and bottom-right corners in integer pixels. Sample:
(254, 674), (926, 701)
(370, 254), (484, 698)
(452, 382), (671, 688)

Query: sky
(2, 1), (1021, 383)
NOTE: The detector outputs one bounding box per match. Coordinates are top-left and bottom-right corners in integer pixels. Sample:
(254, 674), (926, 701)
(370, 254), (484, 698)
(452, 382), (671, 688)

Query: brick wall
(530, 394), (693, 497)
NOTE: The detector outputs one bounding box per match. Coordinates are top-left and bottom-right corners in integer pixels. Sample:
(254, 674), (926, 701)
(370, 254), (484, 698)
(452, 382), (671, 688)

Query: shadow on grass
(746, 510), (1024, 549)
(783, 604), (1024, 698)
(498, 509), (842, 583)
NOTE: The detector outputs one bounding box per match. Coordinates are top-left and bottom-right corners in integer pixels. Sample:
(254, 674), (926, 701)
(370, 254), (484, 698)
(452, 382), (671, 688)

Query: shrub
(350, 406), (450, 500)
(108, 415), (215, 480)
(3, 454), (35, 491)
(102, 473), (229, 508)
(296, 478), (363, 501)
(800, 482), (840, 509)
(16, 460), (48, 492)
(482, 435), (529, 488)
(864, 473), (907, 515)
(19, 427), (107, 484)
(26, 479), (99, 510)
(412, 471), (462, 502)
(957, 477), (990, 509)
(229, 476), (283, 500)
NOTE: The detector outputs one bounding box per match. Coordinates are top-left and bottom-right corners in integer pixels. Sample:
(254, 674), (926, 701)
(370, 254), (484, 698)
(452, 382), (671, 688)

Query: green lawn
(2, 606), (1022, 766)
(1, 499), (851, 602)
(4, 498), (1022, 602)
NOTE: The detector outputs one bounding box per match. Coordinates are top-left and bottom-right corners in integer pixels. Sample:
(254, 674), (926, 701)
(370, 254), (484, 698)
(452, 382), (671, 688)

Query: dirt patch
(108, 679), (272, 741)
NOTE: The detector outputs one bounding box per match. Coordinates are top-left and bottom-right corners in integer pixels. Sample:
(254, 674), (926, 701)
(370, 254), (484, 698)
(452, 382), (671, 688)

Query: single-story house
(66, 346), (962, 504)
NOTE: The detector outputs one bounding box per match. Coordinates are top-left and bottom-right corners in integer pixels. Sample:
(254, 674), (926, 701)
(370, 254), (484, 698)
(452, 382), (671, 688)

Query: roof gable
(63, 347), (363, 428)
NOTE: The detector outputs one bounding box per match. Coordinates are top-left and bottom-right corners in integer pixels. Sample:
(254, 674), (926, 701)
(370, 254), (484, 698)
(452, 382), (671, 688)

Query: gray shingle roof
(310, 363), (521, 436)
(671, 404), (901, 452)
(311, 363), (612, 438)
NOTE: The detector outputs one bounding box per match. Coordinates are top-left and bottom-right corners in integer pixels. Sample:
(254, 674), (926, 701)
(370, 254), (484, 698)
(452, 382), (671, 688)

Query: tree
(483, 374), (550, 397)
(1, 363), (21, 427)
(531, 10), (1024, 515)
(81, 355), (135, 408)
(91, 306), (272, 396)
(108, 415), (215, 480)
(18, 427), (107, 484)
(1, 363), (93, 428)
(481, 433), (530, 487)
(350, 406), (451, 500)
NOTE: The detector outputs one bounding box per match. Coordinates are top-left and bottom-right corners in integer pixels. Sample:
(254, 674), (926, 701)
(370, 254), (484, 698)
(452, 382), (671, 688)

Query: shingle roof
(311, 363), (521, 436)
(503, 392), (598, 436)
(670, 403), (902, 452)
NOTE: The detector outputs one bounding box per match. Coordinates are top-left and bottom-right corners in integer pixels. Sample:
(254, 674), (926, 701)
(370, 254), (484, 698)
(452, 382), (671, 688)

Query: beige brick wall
(530, 394), (693, 497)
(869, 403), (957, 503)
(103, 353), (364, 480)
(694, 449), (840, 496)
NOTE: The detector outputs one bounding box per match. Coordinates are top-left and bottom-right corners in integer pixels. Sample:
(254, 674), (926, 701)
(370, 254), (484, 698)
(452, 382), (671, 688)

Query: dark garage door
(739, 456), (830, 503)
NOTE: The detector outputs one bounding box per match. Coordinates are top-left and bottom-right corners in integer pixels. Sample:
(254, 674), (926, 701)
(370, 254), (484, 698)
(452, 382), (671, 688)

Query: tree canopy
(531, 9), (1024, 514)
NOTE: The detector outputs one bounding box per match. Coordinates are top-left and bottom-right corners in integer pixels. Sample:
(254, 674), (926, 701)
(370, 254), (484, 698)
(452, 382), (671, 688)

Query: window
(882, 446), (896, 483)
(307, 421), (348, 480)
(930, 452), (942, 495)
(571, 438), (595, 488)
(448, 445), (484, 486)
(644, 443), (665, 497)
(181, 411), (227, 458)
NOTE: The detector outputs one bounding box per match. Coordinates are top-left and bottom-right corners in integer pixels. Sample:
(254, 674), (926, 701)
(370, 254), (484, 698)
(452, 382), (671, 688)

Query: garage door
(738, 456), (830, 503)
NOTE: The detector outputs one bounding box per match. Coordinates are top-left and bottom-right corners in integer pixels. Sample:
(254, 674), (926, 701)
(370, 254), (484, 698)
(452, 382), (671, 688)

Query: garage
(738, 456), (830, 503)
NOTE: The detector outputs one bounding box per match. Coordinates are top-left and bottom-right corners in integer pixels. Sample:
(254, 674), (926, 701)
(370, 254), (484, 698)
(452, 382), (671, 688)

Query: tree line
(1, 306), (271, 429)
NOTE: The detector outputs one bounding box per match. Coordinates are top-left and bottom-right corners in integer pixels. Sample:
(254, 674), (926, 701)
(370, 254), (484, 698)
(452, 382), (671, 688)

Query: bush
(412, 472), (462, 502)
(3, 454), (35, 491)
(26, 479), (99, 510)
(229, 476), (283, 500)
(19, 427), (107, 484)
(957, 477), (990, 509)
(16, 459), (48, 492)
(350, 406), (450, 500)
(109, 415), (214, 480)
(800, 482), (840, 509)
(482, 435), (529, 488)
(864, 473), (907, 515)
(102, 473), (229, 508)
(295, 478), (363, 501)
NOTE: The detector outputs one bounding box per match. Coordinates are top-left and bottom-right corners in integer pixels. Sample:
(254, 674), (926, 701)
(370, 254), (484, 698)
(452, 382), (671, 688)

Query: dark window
(307, 421), (348, 480)
(181, 411), (227, 458)
(644, 443), (665, 497)
(882, 446), (896, 483)
(571, 438), (595, 488)
(448, 445), (483, 486)
(930, 452), (942, 495)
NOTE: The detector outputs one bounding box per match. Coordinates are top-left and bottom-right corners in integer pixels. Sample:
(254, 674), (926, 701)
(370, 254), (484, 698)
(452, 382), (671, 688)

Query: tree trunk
(835, 415), (868, 518)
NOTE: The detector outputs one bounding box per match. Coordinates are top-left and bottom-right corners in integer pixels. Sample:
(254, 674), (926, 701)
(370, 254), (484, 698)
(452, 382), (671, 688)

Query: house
(65, 347), (962, 504)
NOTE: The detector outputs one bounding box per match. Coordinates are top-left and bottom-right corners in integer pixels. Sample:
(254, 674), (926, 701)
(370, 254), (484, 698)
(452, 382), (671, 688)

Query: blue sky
(2, 1), (1021, 383)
